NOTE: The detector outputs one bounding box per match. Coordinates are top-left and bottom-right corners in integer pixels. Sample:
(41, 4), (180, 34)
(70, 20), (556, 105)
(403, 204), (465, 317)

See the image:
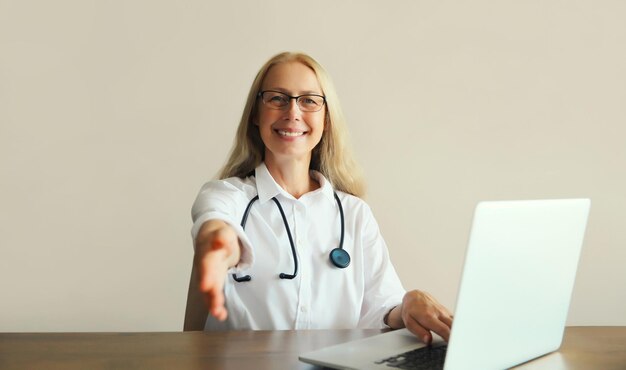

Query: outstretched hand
(194, 220), (241, 321)
(387, 290), (453, 344)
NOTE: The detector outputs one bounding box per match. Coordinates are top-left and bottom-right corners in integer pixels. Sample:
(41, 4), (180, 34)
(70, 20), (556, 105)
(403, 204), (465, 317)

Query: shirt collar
(254, 163), (335, 203)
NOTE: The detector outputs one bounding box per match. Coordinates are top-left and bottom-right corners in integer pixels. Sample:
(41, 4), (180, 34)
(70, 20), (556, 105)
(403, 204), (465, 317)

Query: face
(255, 61), (326, 165)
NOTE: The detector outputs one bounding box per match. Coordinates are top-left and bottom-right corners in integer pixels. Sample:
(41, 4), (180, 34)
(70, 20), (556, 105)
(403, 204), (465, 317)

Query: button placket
(293, 201), (311, 329)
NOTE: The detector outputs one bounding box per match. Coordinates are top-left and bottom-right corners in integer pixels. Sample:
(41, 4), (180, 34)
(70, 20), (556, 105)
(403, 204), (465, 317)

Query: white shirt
(191, 163), (406, 331)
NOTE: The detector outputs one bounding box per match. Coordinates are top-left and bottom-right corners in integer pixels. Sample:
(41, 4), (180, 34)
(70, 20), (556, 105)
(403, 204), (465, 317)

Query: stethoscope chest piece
(329, 248), (350, 268)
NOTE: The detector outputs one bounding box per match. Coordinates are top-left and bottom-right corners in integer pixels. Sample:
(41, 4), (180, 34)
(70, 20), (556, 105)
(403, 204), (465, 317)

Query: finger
(440, 313), (453, 328)
(201, 278), (228, 321)
(209, 276), (227, 321)
(207, 284), (228, 320)
(441, 306), (454, 319)
(404, 317), (432, 344)
(427, 318), (451, 342)
(409, 310), (451, 342)
(203, 291), (227, 321)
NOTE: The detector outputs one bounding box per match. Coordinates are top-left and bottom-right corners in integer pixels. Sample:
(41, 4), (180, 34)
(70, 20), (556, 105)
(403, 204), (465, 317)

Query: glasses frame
(257, 90), (326, 112)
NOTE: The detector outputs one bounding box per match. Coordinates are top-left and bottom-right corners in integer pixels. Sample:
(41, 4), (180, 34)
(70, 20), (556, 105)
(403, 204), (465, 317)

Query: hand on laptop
(386, 290), (453, 344)
(194, 220), (242, 321)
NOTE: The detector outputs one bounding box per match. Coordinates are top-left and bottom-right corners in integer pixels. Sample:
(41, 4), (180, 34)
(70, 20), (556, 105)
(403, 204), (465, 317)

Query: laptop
(299, 198), (591, 370)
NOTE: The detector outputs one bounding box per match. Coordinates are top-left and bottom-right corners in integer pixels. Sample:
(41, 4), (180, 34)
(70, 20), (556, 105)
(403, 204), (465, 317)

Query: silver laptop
(299, 199), (591, 370)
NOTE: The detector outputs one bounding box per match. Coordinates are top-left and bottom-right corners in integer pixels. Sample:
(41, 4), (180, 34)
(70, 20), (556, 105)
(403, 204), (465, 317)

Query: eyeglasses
(258, 90), (326, 112)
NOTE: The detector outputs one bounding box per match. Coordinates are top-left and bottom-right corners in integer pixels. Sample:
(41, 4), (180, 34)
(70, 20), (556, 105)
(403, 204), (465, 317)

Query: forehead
(261, 62), (322, 94)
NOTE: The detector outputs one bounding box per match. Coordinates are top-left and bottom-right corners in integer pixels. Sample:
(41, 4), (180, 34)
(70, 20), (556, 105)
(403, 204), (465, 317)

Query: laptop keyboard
(375, 344), (448, 370)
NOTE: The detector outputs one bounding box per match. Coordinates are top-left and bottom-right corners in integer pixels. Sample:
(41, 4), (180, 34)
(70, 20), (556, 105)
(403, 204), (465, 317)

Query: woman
(190, 52), (452, 344)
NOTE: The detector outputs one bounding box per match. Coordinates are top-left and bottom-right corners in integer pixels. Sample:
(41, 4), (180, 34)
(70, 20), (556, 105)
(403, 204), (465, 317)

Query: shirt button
(300, 306), (308, 313)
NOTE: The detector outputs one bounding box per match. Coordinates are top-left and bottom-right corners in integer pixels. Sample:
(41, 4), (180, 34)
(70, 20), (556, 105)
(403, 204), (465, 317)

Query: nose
(284, 98), (302, 120)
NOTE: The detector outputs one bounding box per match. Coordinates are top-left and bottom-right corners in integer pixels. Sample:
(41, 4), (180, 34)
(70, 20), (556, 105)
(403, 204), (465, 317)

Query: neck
(264, 155), (319, 199)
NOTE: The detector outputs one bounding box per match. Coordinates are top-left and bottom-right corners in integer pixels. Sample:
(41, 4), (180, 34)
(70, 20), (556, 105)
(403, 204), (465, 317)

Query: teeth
(277, 130), (304, 137)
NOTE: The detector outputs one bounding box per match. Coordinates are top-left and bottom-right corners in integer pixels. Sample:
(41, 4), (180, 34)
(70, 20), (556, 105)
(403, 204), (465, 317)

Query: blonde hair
(218, 52), (365, 197)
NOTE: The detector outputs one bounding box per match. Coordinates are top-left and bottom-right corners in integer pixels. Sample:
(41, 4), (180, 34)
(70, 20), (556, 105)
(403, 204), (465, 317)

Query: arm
(385, 290), (453, 344)
(194, 219), (242, 321)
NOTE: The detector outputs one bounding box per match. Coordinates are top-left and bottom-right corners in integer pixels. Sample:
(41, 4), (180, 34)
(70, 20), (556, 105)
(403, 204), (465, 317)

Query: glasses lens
(297, 95), (325, 112)
(262, 91), (289, 108)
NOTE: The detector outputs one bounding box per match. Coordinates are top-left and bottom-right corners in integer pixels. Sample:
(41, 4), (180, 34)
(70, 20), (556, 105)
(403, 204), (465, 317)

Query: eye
(301, 97), (317, 105)
(300, 95), (324, 109)
(269, 95), (287, 103)
(263, 91), (289, 107)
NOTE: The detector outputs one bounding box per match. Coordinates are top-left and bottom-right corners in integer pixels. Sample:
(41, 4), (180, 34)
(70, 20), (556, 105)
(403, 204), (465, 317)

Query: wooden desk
(1, 327), (624, 369)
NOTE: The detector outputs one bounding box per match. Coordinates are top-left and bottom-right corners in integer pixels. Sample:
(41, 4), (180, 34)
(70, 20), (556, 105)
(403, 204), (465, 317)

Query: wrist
(384, 305), (403, 329)
(383, 307), (393, 327)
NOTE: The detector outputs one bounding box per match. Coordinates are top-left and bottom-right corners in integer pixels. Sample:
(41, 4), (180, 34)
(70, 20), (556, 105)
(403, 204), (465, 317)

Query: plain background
(1, 0), (625, 332)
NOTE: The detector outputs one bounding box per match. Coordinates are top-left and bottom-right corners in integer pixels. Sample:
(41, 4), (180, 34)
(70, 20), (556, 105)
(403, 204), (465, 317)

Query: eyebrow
(263, 87), (324, 96)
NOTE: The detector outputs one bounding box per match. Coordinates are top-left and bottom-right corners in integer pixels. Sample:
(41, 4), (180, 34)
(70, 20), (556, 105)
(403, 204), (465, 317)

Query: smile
(276, 129), (306, 137)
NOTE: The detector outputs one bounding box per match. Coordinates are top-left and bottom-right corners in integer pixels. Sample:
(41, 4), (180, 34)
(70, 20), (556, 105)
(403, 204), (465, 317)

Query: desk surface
(1, 326), (624, 370)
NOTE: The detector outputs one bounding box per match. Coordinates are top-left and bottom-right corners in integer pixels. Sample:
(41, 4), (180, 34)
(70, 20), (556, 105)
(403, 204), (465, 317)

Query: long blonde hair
(218, 52), (365, 197)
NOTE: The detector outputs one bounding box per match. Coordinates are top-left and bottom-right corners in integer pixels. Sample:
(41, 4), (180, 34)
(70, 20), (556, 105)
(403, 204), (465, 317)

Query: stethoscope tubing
(232, 192), (348, 282)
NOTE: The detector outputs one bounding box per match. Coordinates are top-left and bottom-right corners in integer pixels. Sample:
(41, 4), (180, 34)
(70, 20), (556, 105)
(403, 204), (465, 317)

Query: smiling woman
(218, 52), (364, 197)
(255, 62), (327, 182)
(186, 52), (453, 344)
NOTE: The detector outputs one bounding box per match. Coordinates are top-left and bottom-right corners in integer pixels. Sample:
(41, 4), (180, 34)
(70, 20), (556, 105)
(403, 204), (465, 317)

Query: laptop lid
(299, 198), (590, 370)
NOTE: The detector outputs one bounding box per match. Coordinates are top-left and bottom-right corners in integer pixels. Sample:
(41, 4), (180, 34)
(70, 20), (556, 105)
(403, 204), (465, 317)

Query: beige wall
(1, 0), (624, 331)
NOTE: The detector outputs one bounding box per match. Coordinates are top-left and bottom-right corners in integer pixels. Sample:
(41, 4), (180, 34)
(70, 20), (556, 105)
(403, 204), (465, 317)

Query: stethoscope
(232, 192), (350, 282)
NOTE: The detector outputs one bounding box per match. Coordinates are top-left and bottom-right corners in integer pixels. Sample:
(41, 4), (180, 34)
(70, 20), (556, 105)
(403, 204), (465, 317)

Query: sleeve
(356, 203), (406, 329)
(190, 179), (254, 272)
